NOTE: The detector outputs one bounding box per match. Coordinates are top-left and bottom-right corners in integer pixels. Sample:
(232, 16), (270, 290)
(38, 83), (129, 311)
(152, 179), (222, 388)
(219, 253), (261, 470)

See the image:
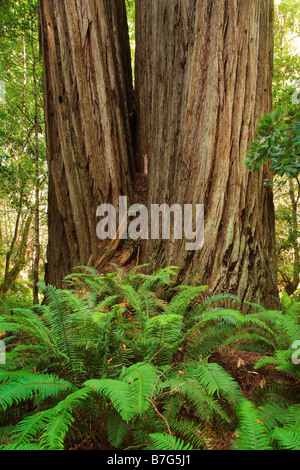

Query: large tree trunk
(135, 0), (279, 309)
(39, 0), (135, 287)
(40, 0), (279, 309)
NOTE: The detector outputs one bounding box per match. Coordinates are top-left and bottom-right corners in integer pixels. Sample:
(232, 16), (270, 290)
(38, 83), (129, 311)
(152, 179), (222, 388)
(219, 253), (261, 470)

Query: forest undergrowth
(0, 264), (300, 451)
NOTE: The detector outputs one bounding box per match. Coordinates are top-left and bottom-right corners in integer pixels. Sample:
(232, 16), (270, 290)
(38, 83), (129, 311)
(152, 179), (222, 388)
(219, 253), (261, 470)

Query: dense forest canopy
(0, 0), (300, 454)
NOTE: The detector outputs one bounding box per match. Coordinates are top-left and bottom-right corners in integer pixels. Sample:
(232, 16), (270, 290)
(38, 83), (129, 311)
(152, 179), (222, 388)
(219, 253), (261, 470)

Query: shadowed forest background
(0, 0), (300, 452)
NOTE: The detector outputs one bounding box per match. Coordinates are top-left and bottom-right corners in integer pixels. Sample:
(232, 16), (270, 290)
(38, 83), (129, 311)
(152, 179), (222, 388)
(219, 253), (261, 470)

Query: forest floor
(210, 348), (297, 449)
(69, 348), (297, 451)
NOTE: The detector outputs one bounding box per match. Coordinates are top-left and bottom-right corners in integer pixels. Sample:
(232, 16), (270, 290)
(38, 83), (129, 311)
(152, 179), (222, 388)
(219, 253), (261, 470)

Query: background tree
(245, 0), (300, 296)
(273, 0), (300, 108)
(0, 0), (46, 299)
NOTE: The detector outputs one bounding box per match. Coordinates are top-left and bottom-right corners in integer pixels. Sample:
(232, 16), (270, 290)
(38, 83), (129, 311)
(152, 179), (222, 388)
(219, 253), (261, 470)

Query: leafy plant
(0, 265), (299, 450)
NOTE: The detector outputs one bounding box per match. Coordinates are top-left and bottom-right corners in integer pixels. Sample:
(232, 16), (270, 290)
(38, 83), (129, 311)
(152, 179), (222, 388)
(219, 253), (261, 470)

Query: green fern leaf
(233, 400), (272, 450)
(269, 425), (300, 450)
(40, 410), (74, 450)
(194, 362), (243, 405)
(148, 433), (193, 450)
(106, 408), (129, 448)
(0, 374), (73, 411)
(170, 418), (206, 449)
(84, 379), (134, 422)
(121, 362), (158, 414)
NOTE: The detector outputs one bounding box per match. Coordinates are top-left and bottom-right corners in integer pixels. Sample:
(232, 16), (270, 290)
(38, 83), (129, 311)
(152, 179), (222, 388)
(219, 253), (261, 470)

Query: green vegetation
(0, 266), (299, 450)
(0, 0), (300, 453)
(244, 0), (300, 297)
(0, 0), (47, 301)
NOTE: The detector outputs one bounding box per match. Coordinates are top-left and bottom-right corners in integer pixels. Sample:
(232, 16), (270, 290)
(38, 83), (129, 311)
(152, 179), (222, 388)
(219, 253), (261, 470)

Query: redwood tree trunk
(40, 0), (279, 309)
(135, 0), (279, 308)
(39, 0), (135, 287)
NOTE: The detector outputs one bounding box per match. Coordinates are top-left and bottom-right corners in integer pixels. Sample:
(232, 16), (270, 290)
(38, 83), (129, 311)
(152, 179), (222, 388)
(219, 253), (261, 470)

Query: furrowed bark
(136, 0), (279, 309)
(38, 0), (135, 287)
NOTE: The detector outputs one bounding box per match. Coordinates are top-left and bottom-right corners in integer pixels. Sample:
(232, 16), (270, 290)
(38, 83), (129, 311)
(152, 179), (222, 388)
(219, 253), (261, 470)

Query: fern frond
(84, 379), (134, 422)
(164, 285), (208, 317)
(4, 409), (54, 449)
(39, 285), (86, 380)
(199, 293), (241, 311)
(233, 400), (272, 450)
(255, 349), (300, 379)
(145, 313), (184, 364)
(166, 376), (231, 422)
(269, 425), (300, 450)
(121, 362), (158, 415)
(106, 408), (129, 448)
(170, 418), (206, 449)
(185, 323), (237, 359)
(139, 267), (178, 293)
(121, 285), (144, 316)
(40, 410), (74, 450)
(260, 403), (291, 431)
(0, 373), (73, 411)
(2, 443), (42, 450)
(252, 310), (300, 345)
(193, 362), (244, 405)
(148, 433), (193, 450)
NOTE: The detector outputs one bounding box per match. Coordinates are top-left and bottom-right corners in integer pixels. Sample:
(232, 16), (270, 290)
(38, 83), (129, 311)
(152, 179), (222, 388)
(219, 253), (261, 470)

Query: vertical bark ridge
(136, 0), (279, 309)
(39, 0), (134, 287)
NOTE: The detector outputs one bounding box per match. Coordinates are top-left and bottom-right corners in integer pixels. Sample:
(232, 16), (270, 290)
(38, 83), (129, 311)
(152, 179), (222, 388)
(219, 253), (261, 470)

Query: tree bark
(38, 0), (135, 287)
(40, 0), (280, 309)
(135, 0), (279, 309)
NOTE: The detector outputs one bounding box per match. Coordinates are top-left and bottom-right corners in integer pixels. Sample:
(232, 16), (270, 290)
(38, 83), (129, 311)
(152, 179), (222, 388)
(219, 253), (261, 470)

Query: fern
(250, 310), (300, 347)
(148, 433), (193, 450)
(144, 313), (184, 365)
(170, 418), (207, 450)
(1, 410), (53, 449)
(0, 373), (73, 411)
(260, 403), (292, 430)
(254, 349), (300, 379)
(233, 400), (272, 450)
(2, 264), (300, 451)
(106, 408), (129, 448)
(193, 362), (244, 405)
(269, 425), (300, 450)
(121, 362), (158, 415)
(171, 419), (209, 450)
(165, 375), (231, 422)
(1, 443), (42, 450)
(39, 410), (74, 450)
(84, 378), (134, 422)
(138, 266), (178, 293)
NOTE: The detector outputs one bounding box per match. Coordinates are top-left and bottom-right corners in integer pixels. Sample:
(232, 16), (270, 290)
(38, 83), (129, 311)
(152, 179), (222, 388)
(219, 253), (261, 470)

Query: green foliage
(0, 265), (299, 450)
(273, 0), (300, 108)
(0, 0), (47, 298)
(148, 433), (193, 451)
(0, 373), (73, 411)
(233, 399), (300, 451)
(244, 0), (300, 296)
(245, 106), (300, 295)
(233, 400), (272, 450)
(125, 0), (135, 75)
(245, 108), (300, 178)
